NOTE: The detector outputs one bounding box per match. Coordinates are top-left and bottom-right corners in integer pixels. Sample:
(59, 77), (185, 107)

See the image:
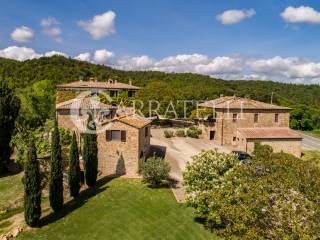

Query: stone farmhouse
(198, 96), (302, 157)
(56, 80), (151, 178)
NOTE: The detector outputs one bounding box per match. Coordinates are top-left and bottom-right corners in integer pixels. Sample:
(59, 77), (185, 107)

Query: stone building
(56, 79), (140, 97)
(198, 96), (302, 157)
(56, 97), (151, 178)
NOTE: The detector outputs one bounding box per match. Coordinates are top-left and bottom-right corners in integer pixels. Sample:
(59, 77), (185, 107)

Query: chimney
(129, 80), (132, 85)
(89, 77), (94, 82)
(220, 94), (224, 98)
(79, 76), (83, 82)
(115, 79), (118, 84)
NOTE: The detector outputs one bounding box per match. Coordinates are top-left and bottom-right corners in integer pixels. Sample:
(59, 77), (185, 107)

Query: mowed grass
(302, 150), (320, 167)
(0, 172), (24, 210)
(301, 130), (320, 139)
(17, 178), (217, 240)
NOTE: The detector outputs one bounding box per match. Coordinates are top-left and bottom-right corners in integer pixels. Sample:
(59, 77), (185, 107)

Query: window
(254, 113), (259, 123)
(233, 136), (237, 142)
(232, 113), (237, 123)
(145, 127), (149, 137)
(106, 130), (126, 142)
(275, 113), (279, 123)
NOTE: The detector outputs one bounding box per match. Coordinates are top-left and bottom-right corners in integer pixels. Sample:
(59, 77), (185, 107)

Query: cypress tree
(83, 114), (98, 187)
(24, 137), (41, 227)
(0, 80), (20, 173)
(68, 132), (81, 198)
(49, 121), (63, 212)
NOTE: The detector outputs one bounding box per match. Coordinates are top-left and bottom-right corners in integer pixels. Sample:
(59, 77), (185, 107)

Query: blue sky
(1, 0), (320, 83)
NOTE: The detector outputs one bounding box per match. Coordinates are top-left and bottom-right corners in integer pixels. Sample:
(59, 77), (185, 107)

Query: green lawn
(17, 178), (217, 240)
(300, 130), (320, 139)
(302, 150), (320, 167)
(0, 172), (24, 210)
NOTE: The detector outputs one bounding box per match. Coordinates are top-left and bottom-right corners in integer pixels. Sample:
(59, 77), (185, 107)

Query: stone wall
(236, 132), (301, 158)
(57, 111), (151, 178)
(214, 109), (290, 146)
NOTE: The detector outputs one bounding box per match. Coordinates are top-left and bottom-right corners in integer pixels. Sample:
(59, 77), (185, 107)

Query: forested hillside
(1, 56), (319, 130)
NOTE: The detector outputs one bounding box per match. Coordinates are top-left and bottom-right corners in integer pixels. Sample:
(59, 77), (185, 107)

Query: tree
(184, 147), (320, 239)
(0, 80), (20, 173)
(68, 132), (81, 198)
(83, 114), (98, 187)
(49, 121), (63, 212)
(24, 137), (41, 227)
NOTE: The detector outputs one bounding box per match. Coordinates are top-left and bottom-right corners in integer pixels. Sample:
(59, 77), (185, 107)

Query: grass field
(17, 178), (217, 240)
(301, 130), (320, 139)
(0, 172), (24, 210)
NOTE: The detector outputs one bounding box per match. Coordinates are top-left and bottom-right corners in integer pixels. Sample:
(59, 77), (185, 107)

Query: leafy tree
(68, 132), (81, 198)
(0, 80), (20, 173)
(49, 121), (63, 212)
(184, 147), (320, 239)
(24, 137), (41, 227)
(83, 114), (98, 187)
(140, 156), (170, 187)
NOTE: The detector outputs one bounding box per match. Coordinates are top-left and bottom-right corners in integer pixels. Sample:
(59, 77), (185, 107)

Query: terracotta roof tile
(56, 80), (140, 90)
(117, 115), (151, 129)
(199, 96), (290, 110)
(238, 128), (302, 139)
(56, 98), (115, 110)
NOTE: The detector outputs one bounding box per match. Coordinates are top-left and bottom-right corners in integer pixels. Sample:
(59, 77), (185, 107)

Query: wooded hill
(1, 56), (319, 130)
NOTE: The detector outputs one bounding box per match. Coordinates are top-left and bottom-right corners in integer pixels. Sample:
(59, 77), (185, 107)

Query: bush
(186, 126), (202, 138)
(164, 130), (174, 138)
(175, 129), (186, 137)
(140, 157), (170, 187)
(183, 146), (320, 239)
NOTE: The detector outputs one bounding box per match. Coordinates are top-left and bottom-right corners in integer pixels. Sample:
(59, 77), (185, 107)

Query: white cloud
(75, 52), (91, 62)
(0, 46), (41, 61)
(281, 6), (320, 24)
(117, 55), (154, 70)
(1, 46), (320, 84)
(195, 56), (242, 74)
(11, 26), (35, 42)
(216, 9), (256, 25)
(41, 17), (62, 42)
(93, 49), (114, 63)
(44, 51), (68, 58)
(78, 11), (116, 39)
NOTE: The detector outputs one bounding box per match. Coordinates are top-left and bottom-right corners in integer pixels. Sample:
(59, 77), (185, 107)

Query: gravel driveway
(150, 128), (230, 182)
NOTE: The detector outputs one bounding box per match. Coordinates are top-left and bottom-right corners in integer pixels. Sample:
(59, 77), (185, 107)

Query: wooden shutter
(106, 130), (111, 141)
(121, 131), (126, 142)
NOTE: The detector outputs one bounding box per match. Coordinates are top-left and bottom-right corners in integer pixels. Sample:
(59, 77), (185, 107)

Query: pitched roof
(116, 115), (151, 129)
(199, 96), (290, 110)
(56, 80), (140, 90)
(56, 98), (115, 110)
(238, 128), (302, 139)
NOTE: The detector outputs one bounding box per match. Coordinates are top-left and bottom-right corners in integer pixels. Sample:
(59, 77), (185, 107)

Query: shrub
(184, 146), (320, 239)
(164, 130), (174, 138)
(175, 129), (186, 137)
(140, 157), (170, 187)
(186, 126), (202, 138)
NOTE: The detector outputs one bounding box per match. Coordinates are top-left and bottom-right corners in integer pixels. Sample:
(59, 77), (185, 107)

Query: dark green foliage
(24, 138), (41, 227)
(83, 114), (98, 187)
(49, 121), (63, 212)
(68, 132), (81, 198)
(184, 146), (320, 239)
(140, 156), (170, 187)
(0, 80), (20, 173)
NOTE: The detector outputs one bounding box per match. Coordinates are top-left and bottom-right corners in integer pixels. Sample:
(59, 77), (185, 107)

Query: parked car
(232, 151), (251, 161)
